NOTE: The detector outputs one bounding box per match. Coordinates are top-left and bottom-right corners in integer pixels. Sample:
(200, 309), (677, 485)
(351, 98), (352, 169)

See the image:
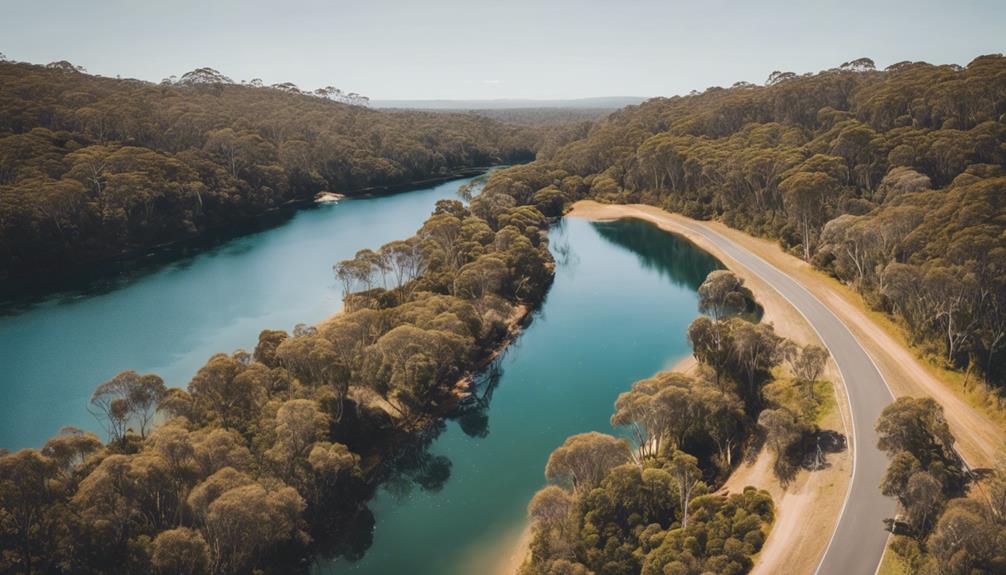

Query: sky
(2, 0), (1004, 100)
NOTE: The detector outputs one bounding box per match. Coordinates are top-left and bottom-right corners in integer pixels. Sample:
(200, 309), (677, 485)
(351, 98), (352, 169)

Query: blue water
(0, 178), (470, 449)
(0, 180), (721, 574)
(315, 217), (720, 574)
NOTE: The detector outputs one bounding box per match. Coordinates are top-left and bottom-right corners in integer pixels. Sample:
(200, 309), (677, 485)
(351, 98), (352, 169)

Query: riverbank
(313, 216), (716, 574)
(566, 201), (854, 575)
(566, 199), (1006, 574)
(0, 166), (497, 302)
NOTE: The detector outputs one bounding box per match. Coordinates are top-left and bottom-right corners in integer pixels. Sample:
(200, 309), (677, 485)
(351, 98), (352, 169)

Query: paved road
(674, 219), (897, 575)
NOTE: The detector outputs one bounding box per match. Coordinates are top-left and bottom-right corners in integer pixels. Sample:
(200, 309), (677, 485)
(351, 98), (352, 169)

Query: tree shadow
(772, 428), (848, 486)
(453, 355), (505, 439)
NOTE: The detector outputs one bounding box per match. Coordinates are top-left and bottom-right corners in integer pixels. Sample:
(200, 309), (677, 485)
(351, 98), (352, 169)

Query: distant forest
(482, 55), (1006, 388)
(0, 59), (555, 278)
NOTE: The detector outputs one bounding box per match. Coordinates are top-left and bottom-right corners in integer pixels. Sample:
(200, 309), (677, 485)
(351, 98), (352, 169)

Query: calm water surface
(315, 217), (720, 574)
(0, 177), (472, 449)
(0, 180), (721, 574)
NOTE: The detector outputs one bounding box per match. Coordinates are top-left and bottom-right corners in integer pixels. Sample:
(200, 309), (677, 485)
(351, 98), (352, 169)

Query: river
(313, 216), (720, 573)
(0, 177), (474, 449)
(0, 175), (721, 574)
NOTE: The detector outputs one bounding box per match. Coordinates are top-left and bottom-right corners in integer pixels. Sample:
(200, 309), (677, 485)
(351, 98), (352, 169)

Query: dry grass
(876, 544), (908, 575)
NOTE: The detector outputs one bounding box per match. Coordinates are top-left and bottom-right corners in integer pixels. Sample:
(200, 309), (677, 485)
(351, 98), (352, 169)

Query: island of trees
(0, 181), (557, 573)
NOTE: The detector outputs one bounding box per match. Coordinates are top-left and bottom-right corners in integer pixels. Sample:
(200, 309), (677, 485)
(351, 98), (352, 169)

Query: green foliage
(0, 60), (540, 277)
(0, 182), (556, 573)
(878, 404), (1006, 574)
(640, 487), (773, 575)
(484, 55), (1006, 386)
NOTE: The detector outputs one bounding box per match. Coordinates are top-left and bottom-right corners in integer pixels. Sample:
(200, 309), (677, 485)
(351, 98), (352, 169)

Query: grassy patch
(764, 377), (835, 424)
(876, 544), (908, 575)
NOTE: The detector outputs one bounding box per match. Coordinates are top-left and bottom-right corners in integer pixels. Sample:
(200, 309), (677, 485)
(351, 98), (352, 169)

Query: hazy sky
(2, 0), (1004, 100)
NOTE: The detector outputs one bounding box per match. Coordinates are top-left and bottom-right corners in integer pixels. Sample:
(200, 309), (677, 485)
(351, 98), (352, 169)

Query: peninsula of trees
(0, 182), (557, 573)
(0, 58), (543, 279)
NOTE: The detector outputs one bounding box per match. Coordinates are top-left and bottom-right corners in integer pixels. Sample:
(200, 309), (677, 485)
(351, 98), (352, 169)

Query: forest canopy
(0, 177), (556, 573)
(0, 59), (545, 278)
(480, 54), (1006, 388)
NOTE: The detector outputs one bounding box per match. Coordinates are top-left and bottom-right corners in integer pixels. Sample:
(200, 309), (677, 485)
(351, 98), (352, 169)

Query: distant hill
(0, 60), (542, 278)
(371, 96), (647, 110)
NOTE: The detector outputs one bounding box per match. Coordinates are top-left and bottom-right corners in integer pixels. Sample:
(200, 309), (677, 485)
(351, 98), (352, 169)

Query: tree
(380, 239), (425, 296)
(528, 485), (575, 559)
(41, 427), (103, 482)
(697, 270), (753, 320)
(903, 471), (943, 533)
(699, 387), (745, 469)
(419, 213), (464, 271)
(731, 321), (783, 404)
(186, 467), (254, 524)
(544, 432), (631, 493)
(89, 370), (167, 444)
(688, 316), (734, 390)
(453, 255), (508, 299)
(786, 344), (829, 400)
(926, 499), (1003, 573)
(188, 354), (262, 429)
(668, 450), (702, 528)
(780, 171), (839, 260)
(0, 449), (59, 574)
(204, 483), (305, 574)
(875, 397), (958, 469)
(274, 334), (350, 420)
(253, 329), (288, 367)
(876, 166), (931, 202)
(758, 407), (805, 478)
(611, 372), (734, 460)
(150, 527), (211, 575)
(266, 399), (329, 479)
(528, 485), (573, 533)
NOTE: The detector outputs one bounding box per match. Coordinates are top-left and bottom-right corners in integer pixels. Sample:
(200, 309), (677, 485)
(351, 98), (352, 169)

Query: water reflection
(591, 218), (723, 289)
(0, 207), (303, 314)
(310, 355), (507, 567)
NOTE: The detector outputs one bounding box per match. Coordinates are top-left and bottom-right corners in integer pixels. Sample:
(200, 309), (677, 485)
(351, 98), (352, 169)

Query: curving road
(672, 219), (897, 575)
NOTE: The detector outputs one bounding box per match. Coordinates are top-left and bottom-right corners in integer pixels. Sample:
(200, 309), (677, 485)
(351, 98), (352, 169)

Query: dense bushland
(875, 397), (1006, 573)
(480, 55), (1006, 388)
(0, 59), (543, 277)
(0, 184), (555, 573)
